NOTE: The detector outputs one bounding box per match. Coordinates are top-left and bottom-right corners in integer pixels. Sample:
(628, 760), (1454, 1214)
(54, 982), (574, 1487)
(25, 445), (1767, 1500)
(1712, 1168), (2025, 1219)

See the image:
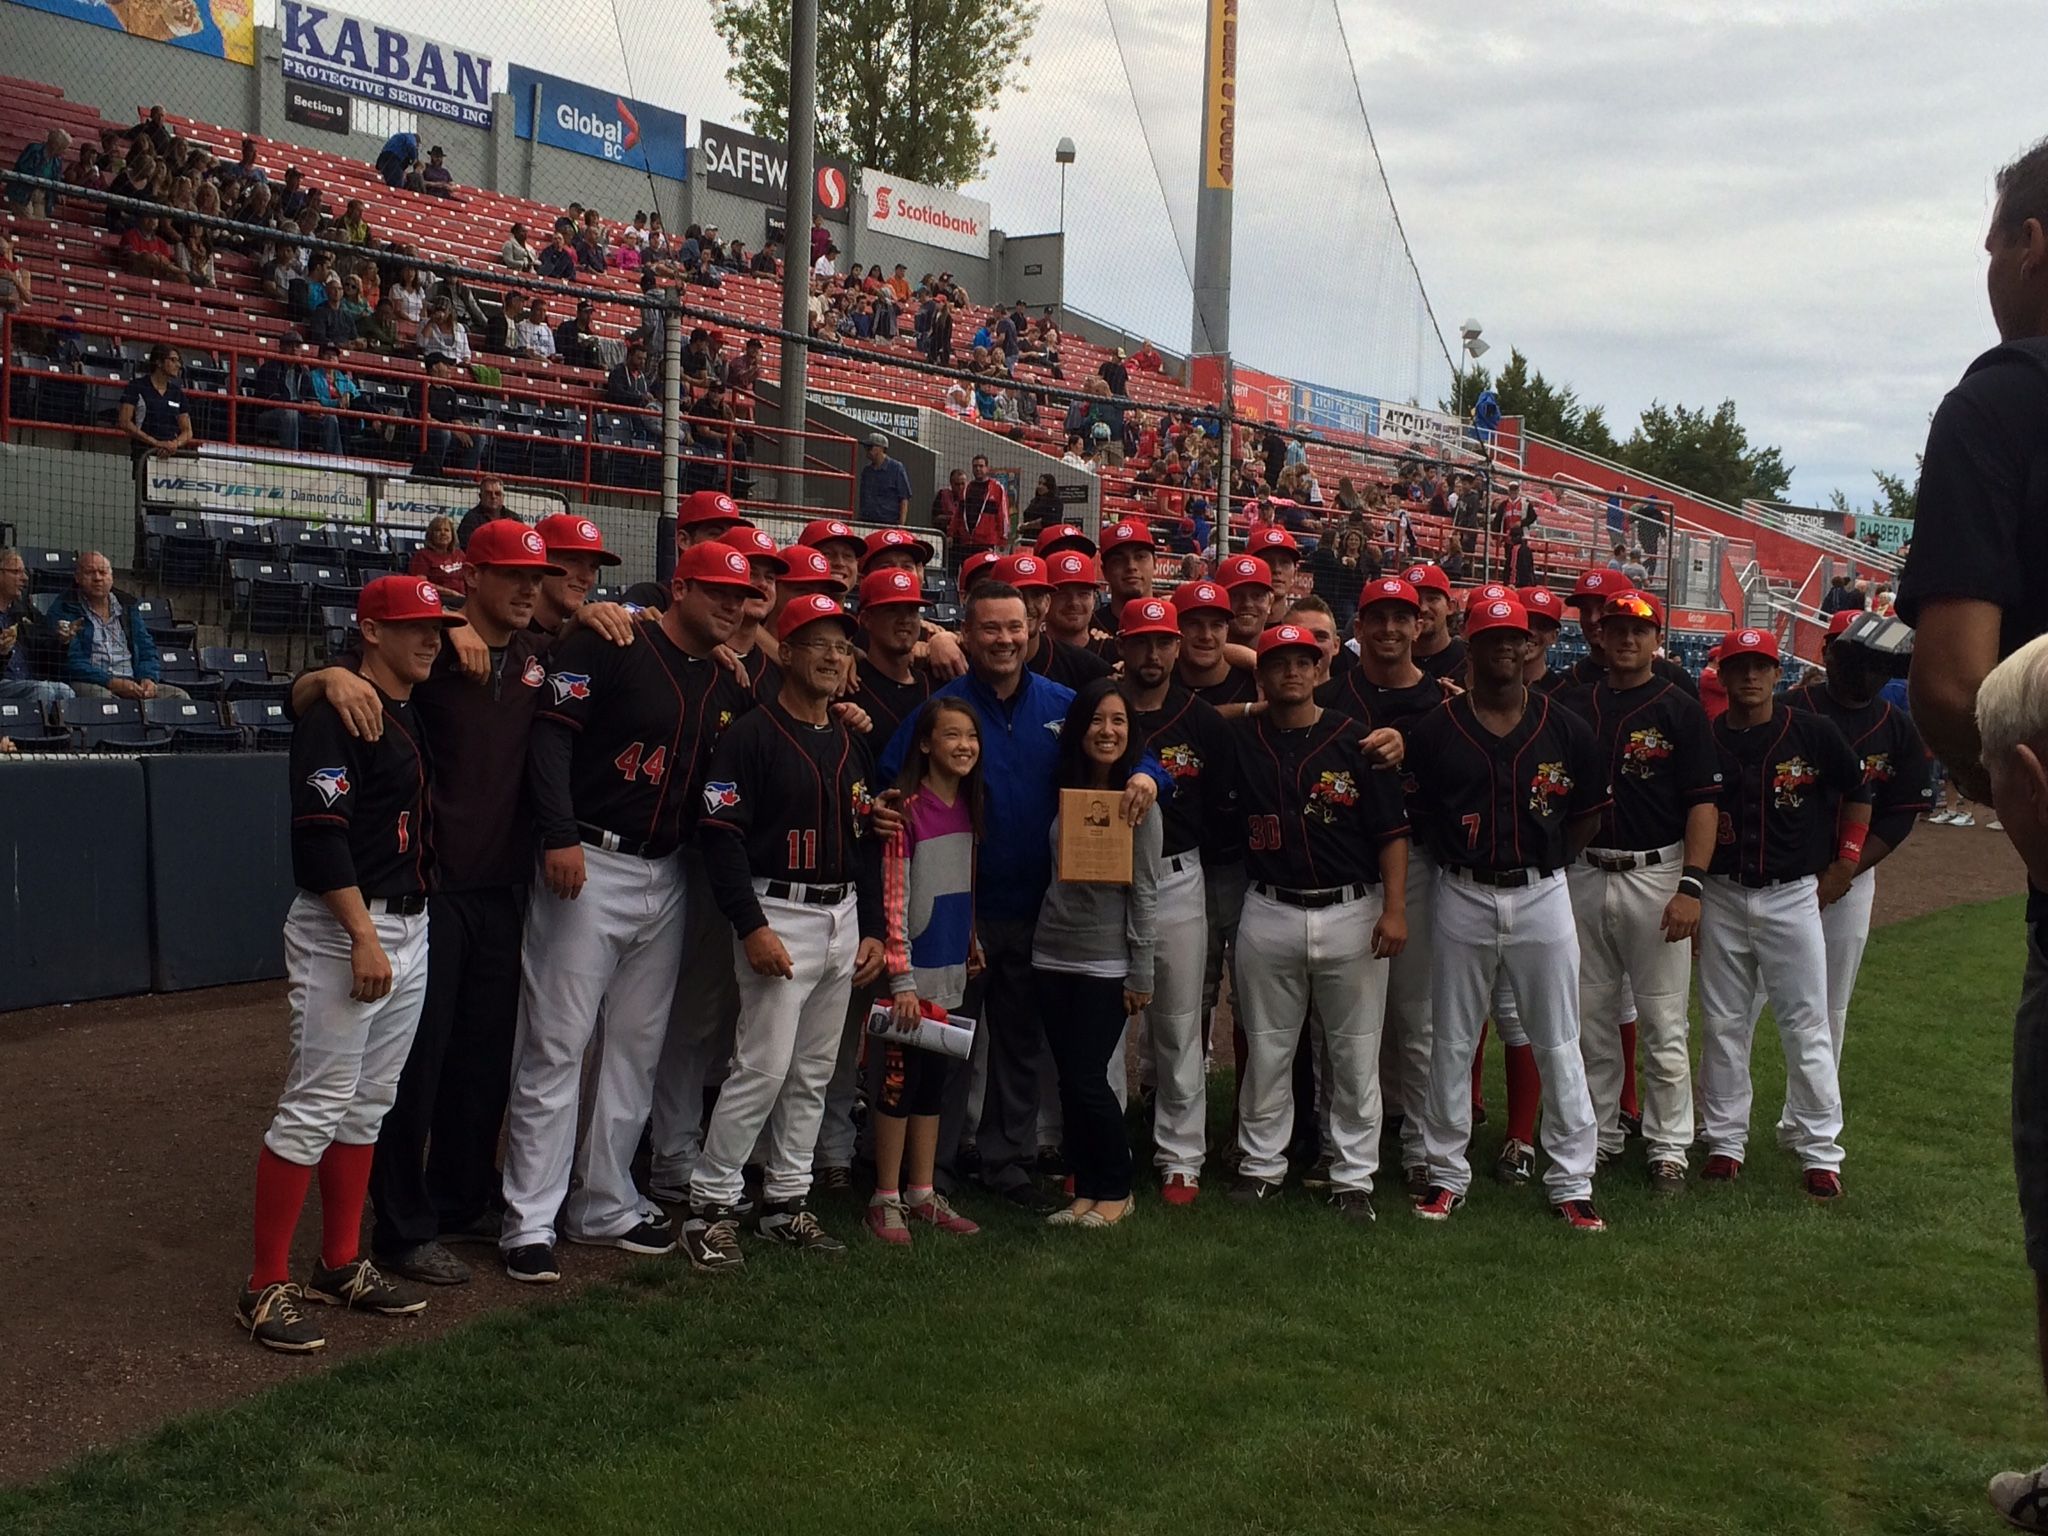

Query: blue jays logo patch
(306, 766), (350, 806)
(703, 780), (741, 813)
(549, 672), (593, 704)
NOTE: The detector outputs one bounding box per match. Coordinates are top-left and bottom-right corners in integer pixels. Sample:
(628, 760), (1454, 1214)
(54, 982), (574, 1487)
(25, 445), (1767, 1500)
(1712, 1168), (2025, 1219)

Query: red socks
(1505, 1043), (1541, 1144)
(317, 1140), (376, 1270)
(250, 1145), (315, 1290)
(1619, 1019), (1641, 1118)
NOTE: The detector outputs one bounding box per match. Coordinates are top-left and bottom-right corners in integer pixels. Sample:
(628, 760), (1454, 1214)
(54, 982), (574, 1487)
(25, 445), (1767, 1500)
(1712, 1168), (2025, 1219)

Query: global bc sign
(280, 2), (493, 127)
(508, 66), (688, 182)
(855, 168), (991, 258)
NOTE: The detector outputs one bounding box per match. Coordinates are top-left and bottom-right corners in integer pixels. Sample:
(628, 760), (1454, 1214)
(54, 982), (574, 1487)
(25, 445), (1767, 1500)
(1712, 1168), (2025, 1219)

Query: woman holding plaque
(1033, 678), (1162, 1229)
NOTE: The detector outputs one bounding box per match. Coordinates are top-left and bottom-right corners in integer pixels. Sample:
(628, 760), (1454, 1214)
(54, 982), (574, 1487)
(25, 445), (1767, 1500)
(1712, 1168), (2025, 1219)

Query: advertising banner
(1292, 381), (1378, 439)
(1376, 399), (1462, 451)
(280, 2), (494, 128)
(6, 0), (254, 64)
(376, 480), (563, 529)
(857, 168), (992, 258)
(699, 120), (850, 223)
(143, 457), (370, 521)
(508, 65), (688, 183)
(1202, 0), (1237, 190)
(811, 391), (919, 443)
(285, 82), (350, 134)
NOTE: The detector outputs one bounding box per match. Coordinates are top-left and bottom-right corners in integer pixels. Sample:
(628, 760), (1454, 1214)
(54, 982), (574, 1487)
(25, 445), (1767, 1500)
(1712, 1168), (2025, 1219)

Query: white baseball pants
(1146, 854), (1210, 1178)
(265, 894), (430, 1165)
(647, 845), (741, 1196)
(1383, 848), (1439, 1172)
(1233, 885), (1390, 1193)
(692, 890), (860, 1208)
(1697, 875), (1844, 1171)
(500, 846), (685, 1251)
(1569, 848), (1694, 1165)
(1424, 871), (1598, 1203)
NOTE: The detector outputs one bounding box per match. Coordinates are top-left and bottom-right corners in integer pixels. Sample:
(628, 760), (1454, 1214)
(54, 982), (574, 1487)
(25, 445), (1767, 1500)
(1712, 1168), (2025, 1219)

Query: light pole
(1055, 137), (1076, 243)
(1457, 316), (1488, 421)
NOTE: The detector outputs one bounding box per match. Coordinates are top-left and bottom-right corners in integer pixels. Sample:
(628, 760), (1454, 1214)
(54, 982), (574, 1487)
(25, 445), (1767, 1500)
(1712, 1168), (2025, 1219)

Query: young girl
(408, 515), (465, 599)
(870, 697), (986, 1246)
(1035, 679), (1161, 1229)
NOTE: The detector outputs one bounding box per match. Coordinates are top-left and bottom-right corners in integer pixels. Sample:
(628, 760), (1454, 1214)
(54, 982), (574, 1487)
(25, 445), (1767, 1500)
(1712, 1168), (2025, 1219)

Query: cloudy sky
(253, 0), (2038, 507)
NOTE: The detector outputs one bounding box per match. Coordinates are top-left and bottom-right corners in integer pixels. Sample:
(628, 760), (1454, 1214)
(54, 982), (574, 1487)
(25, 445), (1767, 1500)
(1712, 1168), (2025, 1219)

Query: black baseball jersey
(529, 618), (751, 855)
(290, 690), (431, 899)
(1134, 686), (1235, 859)
(1782, 680), (1932, 851)
(1186, 663), (1259, 712)
(1316, 667), (1448, 850)
(1415, 635), (1468, 682)
(850, 647), (936, 741)
(1407, 691), (1609, 872)
(1531, 667), (1574, 700)
(1561, 677), (1722, 851)
(1227, 709), (1409, 890)
(1564, 652), (1700, 698)
(1708, 703), (1871, 882)
(1032, 631), (1113, 689)
(700, 698), (883, 940)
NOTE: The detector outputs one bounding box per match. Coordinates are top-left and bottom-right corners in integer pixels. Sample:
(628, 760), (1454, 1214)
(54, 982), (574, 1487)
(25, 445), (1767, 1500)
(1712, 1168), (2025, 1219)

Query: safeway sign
(856, 168), (990, 257)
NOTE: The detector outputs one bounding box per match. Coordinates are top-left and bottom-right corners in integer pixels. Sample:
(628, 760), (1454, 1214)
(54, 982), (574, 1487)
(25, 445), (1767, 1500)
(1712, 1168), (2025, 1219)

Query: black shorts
(2014, 925), (2048, 1271)
(875, 1035), (953, 1120)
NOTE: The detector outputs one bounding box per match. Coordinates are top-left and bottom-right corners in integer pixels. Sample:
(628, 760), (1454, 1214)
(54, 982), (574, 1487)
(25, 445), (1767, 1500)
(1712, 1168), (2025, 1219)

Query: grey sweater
(1031, 805), (1162, 993)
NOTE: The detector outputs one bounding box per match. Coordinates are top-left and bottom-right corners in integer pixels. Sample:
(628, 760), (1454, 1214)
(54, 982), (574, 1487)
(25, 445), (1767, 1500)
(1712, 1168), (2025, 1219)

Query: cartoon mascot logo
(1773, 755), (1818, 809)
(1157, 742), (1203, 782)
(1621, 726), (1674, 780)
(1306, 769), (1359, 825)
(1529, 761), (1573, 815)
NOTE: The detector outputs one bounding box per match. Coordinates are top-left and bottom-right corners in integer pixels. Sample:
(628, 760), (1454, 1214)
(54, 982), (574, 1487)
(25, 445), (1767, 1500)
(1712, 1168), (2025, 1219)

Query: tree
(712, 0), (1041, 187)
(1618, 398), (1792, 506)
(1828, 465), (1918, 520)
(1445, 347), (1618, 458)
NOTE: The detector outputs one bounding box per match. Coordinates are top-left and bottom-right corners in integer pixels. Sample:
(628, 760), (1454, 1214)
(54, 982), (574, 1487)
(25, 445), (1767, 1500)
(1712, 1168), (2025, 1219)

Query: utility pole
(778, 0), (819, 489)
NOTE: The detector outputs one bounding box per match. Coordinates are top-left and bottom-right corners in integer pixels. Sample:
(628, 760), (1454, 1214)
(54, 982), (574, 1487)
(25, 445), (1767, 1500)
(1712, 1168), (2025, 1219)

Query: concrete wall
(994, 230), (1064, 311)
(0, 440), (138, 558)
(3, 1), (258, 133)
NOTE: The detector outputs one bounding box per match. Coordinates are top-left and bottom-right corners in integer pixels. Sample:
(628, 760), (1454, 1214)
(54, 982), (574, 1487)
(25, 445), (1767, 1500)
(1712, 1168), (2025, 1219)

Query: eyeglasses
(786, 638), (855, 658)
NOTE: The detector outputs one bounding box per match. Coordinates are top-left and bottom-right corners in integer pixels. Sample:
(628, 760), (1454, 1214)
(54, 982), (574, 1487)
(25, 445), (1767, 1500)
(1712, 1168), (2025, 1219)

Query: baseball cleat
(864, 1198), (912, 1247)
(1412, 1185), (1465, 1221)
(1803, 1169), (1845, 1203)
(1299, 1155), (1335, 1190)
(237, 1281), (326, 1354)
(1228, 1174), (1284, 1204)
(1161, 1173), (1200, 1207)
(905, 1190), (979, 1235)
(304, 1257), (428, 1315)
(1552, 1199), (1607, 1232)
(566, 1215), (676, 1256)
(815, 1165), (855, 1194)
(378, 1241), (470, 1286)
(1493, 1138), (1535, 1186)
(755, 1200), (846, 1254)
(683, 1208), (746, 1273)
(1989, 1463), (2048, 1530)
(503, 1244), (561, 1285)
(1701, 1155), (1744, 1182)
(1648, 1160), (1687, 1198)
(1327, 1190), (1377, 1224)
(1618, 1108), (1644, 1140)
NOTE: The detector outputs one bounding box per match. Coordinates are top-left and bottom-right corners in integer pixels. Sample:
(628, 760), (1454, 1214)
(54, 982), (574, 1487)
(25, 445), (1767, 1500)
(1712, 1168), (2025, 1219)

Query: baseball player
(1559, 590), (1722, 1193)
(796, 517), (866, 594)
(1563, 568), (1699, 696)
(1096, 520), (1159, 642)
(718, 524), (787, 682)
(1403, 563), (1467, 681)
(678, 487), (746, 548)
(1034, 522), (1096, 561)
(1406, 596), (1611, 1230)
(1221, 552), (1278, 648)
(1522, 586), (1570, 694)
(1014, 551), (1113, 688)
(531, 511), (627, 633)
(1247, 526), (1304, 602)
(240, 575), (460, 1353)
(1176, 573), (1261, 715)
(1226, 622), (1410, 1219)
(1698, 627), (1872, 1199)
(686, 594), (887, 1269)
(1119, 596), (1235, 1202)
(497, 540), (759, 1284)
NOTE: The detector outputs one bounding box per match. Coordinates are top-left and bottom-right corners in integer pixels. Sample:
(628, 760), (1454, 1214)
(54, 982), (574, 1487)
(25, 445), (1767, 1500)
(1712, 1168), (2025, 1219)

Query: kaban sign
(508, 65), (688, 183)
(280, 2), (494, 128)
(857, 168), (991, 257)
(699, 121), (850, 223)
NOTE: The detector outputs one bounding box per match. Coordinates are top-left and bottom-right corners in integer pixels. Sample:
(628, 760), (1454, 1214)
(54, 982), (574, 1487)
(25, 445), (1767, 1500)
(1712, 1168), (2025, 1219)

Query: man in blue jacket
(881, 580), (1160, 1206)
(50, 551), (188, 700)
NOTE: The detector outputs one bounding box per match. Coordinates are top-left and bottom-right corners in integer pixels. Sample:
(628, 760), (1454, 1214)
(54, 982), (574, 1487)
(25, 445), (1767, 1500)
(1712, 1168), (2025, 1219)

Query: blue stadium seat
(229, 697), (294, 750)
(56, 696), (168, 753)
(19, 546), (73, 594)
(0, 699), (70, 751)
(153, 647), (220, 698)
(147, 697), (240, 752)
(228, 559), (305, 643)
(202, 646), (291, 700)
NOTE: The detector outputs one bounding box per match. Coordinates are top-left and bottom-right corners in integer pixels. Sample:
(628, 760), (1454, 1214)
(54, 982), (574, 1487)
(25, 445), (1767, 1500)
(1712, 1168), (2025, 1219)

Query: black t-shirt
(1560, 677), (1722, 852)
(1782, 680), (1933, 852)
(1031, 631), (1113, 689)
(1708, 704), (1871, 882)
(1415, 635), (1468, 683)
(1227, 709), (1409, 890)
(290, 690), (431, 899)
(1407, 691), (1609, 873)
(121, 374), (188, 440)
(1134, 686), (1235, 859)
(700, 698), (881, 939)
(849, 648), (935, 743)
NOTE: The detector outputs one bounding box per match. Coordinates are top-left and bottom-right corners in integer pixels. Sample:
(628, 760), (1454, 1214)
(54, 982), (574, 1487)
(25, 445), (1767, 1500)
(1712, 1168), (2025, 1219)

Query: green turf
(5, 897), (2042, 1535)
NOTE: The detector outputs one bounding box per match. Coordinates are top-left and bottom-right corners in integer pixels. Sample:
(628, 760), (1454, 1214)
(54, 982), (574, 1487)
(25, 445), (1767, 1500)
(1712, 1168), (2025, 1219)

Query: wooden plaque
(1058, 788), (1134, 884)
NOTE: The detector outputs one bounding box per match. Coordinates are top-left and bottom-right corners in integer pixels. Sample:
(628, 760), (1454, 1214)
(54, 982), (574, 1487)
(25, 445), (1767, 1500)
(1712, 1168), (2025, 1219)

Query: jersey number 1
(786, 829), (817, 870)
(614, 742), (668, 784)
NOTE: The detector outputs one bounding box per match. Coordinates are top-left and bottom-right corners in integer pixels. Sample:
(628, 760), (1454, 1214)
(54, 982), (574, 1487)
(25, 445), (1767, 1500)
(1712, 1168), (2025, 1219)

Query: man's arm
(1908, 596), (2001, 802)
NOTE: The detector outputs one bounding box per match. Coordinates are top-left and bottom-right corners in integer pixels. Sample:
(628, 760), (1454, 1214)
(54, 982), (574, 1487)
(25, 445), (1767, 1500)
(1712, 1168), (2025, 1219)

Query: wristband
(1836, 821), (1867, 866)
(1681, 864), (1707, 883)
(1676, 875), (1703, 899)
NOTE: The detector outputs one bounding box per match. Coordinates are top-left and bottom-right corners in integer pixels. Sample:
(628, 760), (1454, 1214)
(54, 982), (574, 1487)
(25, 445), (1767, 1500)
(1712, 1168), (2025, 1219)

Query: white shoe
(1952, 812), (1977, 827)
(1928, 810), (1956, 825)
(1992, 819), (2006, 831)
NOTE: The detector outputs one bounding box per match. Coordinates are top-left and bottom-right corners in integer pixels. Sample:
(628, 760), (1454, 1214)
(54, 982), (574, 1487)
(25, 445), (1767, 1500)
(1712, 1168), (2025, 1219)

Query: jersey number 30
(614, 742), (668, 784)
(1247, 815), (1281, 851)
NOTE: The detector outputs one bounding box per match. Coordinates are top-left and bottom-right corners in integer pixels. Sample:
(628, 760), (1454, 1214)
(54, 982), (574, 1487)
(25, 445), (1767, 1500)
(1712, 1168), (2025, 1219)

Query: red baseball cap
(776, 592), (857, 643)
(1519, 587), (1566, 624)
(1826, 608), (1858, 638)
(1033, 522), (1096, 557)
(958, 549), (1004, 590)
(1359, 577), (1420, 612)
(1246, 526), (1299, 558)
(1045, 550), (1099, 588)
(1118, 596), (1180, 639)
(1719, 627), (1782, 663)
(1171, 579), (1232, 619)
(678, 489), (743, 529)
(1570, 567), (1621, 604)
(1256, 622), (1322, 660)
(465, 519), (564, 573)
(536, 512), (623, 566)
(359, 574), (466, 626)
(1463, 582), (1514, 610)
(858, 567), (927, 609)
(778, 545), (844, 591)
(1217, 553), (1274, 591)
(1100, 520), (1156, 555)
(992, 553), (1053, 592)
(797, 518), (864, 554)
(860, 527), (933, 569)
(1604, 590), (1664, 629)
(1403, 563), (1452, 598)
(1464, 596), (1532, 638)
(720, 524), (790, 576)
(677, 540), (759, 593)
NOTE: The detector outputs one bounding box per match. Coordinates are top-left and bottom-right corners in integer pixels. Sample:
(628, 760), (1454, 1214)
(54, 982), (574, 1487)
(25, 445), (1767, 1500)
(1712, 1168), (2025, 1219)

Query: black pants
(941, 917), (1043, 1194)
(1034, 967), (1133, 1202)
(370, 885), (523, 1255)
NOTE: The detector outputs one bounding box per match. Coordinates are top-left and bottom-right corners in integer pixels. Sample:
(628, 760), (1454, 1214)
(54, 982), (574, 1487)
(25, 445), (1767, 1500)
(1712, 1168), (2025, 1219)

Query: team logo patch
(521, 656), (546, 688)
(1044, 719), (1064, 736)
(1305, 769), (1358, 824)
(849, 778), (874, 835)
(703, 780), (741, 812)
(1528, 761), (1573, 815)
(578, 519), (600, 542)
(1157, 742), (1203, 781)
(305, 766), (350, 805)
(521, 530), (546, 556)
(1621, 726), (1674, 780)
(415, 580), (441, 607)
(1773, 755), (1818, 809)
(717, 709), (734, 730)
(549, 672), (592, 703)
(1860, 751), (1894, 784)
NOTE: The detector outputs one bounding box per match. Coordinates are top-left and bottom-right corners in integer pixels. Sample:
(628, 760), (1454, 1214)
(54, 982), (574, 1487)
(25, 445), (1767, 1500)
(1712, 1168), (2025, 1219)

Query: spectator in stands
(339, 198), (372, 246)
(1333, 476), (1365, 514)
(219, 136), (265, 190)
(995, 303), (1026, 372)
(361, 288), (404, 353)
(375, 130), (421, 190)
(1131, 339), (1163, 374)
(725, 337), (764, 415)
(554, 299), (601, 369)
(687, 248), (724, 290)
(431, 272), (490, 332)
(859, 433), (914, 524)
(1820, 572), (1866, 614)
(0, 549), (72, 708)
(514, 296), (557, 362)
(810, 213), (831, 264)
(390, 264), (428, 330)
(252, 331), (326, 453)
(1307, 527), (1376, 631)
(930, 467), (970, 539)
(605, 343), (658, 444)
(65, 144), (109, 195)
(684, 382), (743, 489)
(1061, 433), (1089, 469)
(118, 214), (182, 281)
(533, 230), (574, 282)
(1021, 475), (1065, 540)
(573, 217), (608, 274)
(9, 128), (72, 218)
(754, 236), (782, 275)
(1099, 346), (1131, 397)
(117, 344), (193, 465)
(1024, 312), (1064, 377)
(454, 477), (516, 546)
(307, 345), (359, 447)
(680, 327), (724, 386)
(724, 237), (751, 272)
(420, 146), (455, 198)
(422, 354), (483, 476)
(409, 515), (467, 599)
(0, 234), (30, 315)
(1504, 519), (1538, 586)
(1084, 380), (1126, 466)
(50, 552), (187, 701)
(417, 298), (472, 367)
(125, 105), (174, 158)
(951, 455), (1010, 557)
(700, 225), (727, 266)
(499, 221), (537, 271)
(815, 242), (841, 280)
(306, 280), (359, 350)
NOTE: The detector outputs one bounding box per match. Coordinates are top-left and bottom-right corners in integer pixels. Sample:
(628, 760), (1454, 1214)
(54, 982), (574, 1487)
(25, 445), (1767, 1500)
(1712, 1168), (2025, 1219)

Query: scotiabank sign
(699, 120), (849, 223)
(857, 169), (991, 257)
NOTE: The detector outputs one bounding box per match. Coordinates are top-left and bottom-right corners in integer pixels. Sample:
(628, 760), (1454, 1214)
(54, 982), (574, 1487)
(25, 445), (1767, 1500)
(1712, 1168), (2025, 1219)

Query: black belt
(1730, 871), (1802, 890)
(1252, 881), (1373, 909)
(762, 880), (851, 904)
(1583, 849), (1672, 874)
(373, 894), (427, 916)
(1164, 851), (1202, 875)
(579, 824), (676, 860)
(1446, 865), (1558, 889)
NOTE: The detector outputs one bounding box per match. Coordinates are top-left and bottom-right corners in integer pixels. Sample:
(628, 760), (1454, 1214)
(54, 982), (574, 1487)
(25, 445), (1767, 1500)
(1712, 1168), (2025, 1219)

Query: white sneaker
(1992, 818), (2006, 831)
(1952, 812), (1977, 827)
(1928, 810), (1956, 825)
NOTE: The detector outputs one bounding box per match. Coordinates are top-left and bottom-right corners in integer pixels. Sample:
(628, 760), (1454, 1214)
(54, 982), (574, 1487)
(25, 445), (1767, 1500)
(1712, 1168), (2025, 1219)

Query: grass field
(3, 897), (2041, 1535)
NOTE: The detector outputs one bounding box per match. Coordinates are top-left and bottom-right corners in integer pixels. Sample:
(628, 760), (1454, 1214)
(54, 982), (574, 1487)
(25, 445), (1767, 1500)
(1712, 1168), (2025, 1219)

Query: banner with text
(377, 479), (564, 529)
(508, 65), (687, 183)
(698, 120), (850, 223)
(1375, 399), (1462, 451)
(1189, 356), (1292, 425)
(1291, 381), (1378, 440)
(856, 168), (992, 258)
(144, 456), (370, 521)
(1202, 0), (1237, 189)
(6, 0), (255, 64)
(280, 2), (494, 128)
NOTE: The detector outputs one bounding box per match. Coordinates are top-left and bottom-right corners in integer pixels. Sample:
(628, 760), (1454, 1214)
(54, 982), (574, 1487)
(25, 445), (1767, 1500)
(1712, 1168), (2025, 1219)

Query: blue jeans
(0, 677), (73, 706)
